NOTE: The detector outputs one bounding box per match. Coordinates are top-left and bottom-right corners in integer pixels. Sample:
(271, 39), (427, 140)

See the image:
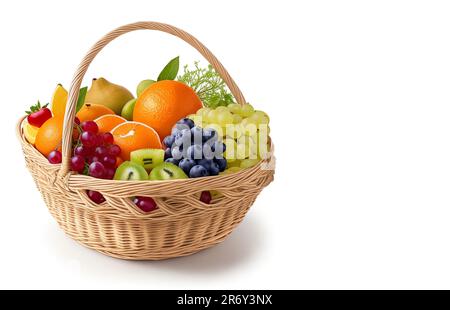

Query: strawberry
(26, 101), (52, 127)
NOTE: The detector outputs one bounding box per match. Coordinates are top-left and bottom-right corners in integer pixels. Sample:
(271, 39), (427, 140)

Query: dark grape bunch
(163, 118), (227, 178)
(70, 120), (121, 180)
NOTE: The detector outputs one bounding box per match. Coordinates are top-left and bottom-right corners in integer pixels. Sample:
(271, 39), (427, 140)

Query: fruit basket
(16, 21), (275, 260)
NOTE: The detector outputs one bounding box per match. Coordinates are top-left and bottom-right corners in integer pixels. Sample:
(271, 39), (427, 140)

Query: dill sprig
(177, 62), (235, 108)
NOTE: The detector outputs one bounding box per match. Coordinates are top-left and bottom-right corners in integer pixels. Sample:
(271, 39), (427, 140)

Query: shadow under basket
(16, 21), (275, 260)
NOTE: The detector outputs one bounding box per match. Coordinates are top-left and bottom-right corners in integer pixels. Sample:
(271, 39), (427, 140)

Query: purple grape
(163, 135), (175, 148)
(187, 144), (203, 160)
(81, 131), (97, 147)
(164, 147), (172, 160)
(87, 190), (105, 204)
(178, 158), (195, 175)
(95, 145), (108, 157)
(189, 165), (209, 178)
(71, 155), (85, 172)
(102, 155), (116, 168)
(165, 158), (180, 165)
(88, 161), (105, 178)
(215, 158), (227, 172)
(175, 118), (195, 130)
(48, 150), (62, 164)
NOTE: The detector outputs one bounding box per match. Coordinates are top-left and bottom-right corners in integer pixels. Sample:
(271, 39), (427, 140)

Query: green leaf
(157, 56), (179, 81)
(76, 87), (88, 113)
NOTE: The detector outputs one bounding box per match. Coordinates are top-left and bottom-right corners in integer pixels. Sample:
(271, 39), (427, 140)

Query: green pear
(121, 98), (137, 121)
(85, 77), (134, 114)
(137, 79), (155, 97)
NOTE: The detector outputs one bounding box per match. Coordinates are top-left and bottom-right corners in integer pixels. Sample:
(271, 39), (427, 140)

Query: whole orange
(111, 121), (162, 160)
(35, 116), (64, 157)
(76, 103), (115, 122)
(133, 80), (203, 138)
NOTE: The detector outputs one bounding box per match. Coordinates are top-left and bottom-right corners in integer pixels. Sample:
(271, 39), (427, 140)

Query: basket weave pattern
(17, 21), (274, 260)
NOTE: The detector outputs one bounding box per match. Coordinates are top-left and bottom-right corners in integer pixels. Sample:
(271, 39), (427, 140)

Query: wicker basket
(16, 21), (275, 260)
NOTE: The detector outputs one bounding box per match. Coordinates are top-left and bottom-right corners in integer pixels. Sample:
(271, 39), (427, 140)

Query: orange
(76, 103), (115, 122)
(111, 121), (162, 160)
(94, 114), (126, 133)
(35, 116), (64, 157)
(133, 80), (202, 138)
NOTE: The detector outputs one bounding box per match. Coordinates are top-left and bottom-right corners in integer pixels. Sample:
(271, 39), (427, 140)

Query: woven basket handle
(60, 21), (246, 176)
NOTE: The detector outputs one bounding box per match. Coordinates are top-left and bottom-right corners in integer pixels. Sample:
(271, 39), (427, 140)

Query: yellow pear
(85, 77), (134, 114)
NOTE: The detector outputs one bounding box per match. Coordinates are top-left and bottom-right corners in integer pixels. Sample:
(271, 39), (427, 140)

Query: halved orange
(111, 121), (162, 160)
(94, 114), (126, 133)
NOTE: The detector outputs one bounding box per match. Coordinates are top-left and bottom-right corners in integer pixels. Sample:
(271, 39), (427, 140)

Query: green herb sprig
(177, 62), (235, 108)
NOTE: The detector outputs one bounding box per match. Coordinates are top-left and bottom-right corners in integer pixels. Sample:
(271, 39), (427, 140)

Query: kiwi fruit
(149, 162), (188, 181)
(114, 161), (148, 181)
(130, 149), (165, 170)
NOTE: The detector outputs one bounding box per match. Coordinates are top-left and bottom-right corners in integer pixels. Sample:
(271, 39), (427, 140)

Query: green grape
(191, 115), (204, 127)
(238, 135), (258, 159)
(239, 104), (255, 117)
(220, 166), (242, 175)
(241, 120), (258, 136)
(238, 134), (256, 149)
(196, 107), (211, 118)
(236, 143), (248, 159)
(215, 106), (229, 113)
(254, 110), (270, 124)
(224, 124), (243, 139)
(233, 114), (242, 124)
(255, 126), (270, 159)
(216, 110), (233, 126)
(206, 110), (219, 123)
(223, 138), (237, 161)
(226, 159), (241, 168)
(246, 114), (261, 125)
(240, 158), (261, 169)
(205, 123), (224, 138)
(247, 112), (269, 125)
(228, 103), (241, 114)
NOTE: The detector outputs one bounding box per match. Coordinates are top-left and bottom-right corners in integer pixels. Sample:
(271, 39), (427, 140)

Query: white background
(1, 0), (450, 289)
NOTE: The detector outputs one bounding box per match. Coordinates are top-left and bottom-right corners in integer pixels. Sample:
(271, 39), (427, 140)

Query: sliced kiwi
(149, 162), (188, 181)
(114, 161), (148, 181)
(130, 149), (165, 170)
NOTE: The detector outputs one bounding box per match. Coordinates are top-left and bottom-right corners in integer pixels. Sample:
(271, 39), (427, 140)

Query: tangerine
(35, 116), (64, 157)
(133, 80), (202, 138)
(94, 114), (126, 133)
(76, 103), (115, 122)
(111, 121), (162, 160)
